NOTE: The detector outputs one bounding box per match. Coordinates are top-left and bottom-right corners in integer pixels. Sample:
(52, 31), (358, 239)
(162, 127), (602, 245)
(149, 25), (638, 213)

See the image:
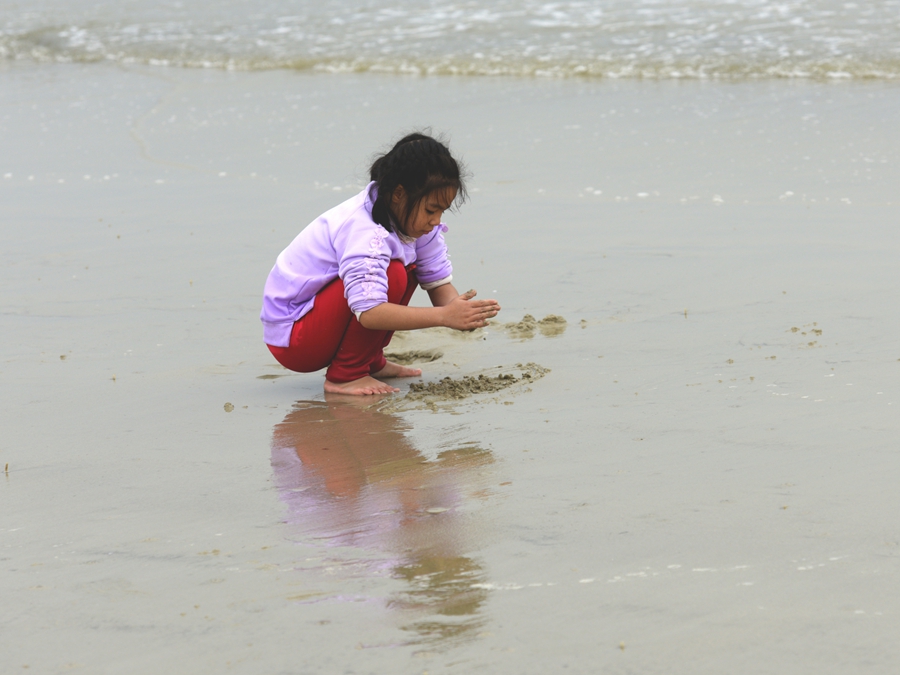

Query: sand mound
(503, 314), (567, 338)
(398, 363), (549, 408)
(384, 349), (443, 365)
(536, 314), (567, 336)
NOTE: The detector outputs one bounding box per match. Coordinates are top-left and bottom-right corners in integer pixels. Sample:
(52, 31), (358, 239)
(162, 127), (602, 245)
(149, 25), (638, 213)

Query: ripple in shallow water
(3, 0), (900, 80)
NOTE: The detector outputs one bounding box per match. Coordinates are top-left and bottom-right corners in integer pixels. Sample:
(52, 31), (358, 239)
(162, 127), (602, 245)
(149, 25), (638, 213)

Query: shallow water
(3, 0), (900, 79)
(2, 64), (900, 673)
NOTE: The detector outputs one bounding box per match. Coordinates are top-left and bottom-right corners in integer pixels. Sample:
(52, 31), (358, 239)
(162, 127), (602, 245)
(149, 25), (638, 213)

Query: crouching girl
(260, 132), (500, 395)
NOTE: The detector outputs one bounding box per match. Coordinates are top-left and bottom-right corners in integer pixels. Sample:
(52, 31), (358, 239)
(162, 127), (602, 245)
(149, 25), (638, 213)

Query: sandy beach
(2, 62), (900, 673)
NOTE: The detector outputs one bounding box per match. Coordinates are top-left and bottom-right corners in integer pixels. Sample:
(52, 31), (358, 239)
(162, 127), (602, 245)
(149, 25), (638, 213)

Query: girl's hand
(442, 289), (501, 331)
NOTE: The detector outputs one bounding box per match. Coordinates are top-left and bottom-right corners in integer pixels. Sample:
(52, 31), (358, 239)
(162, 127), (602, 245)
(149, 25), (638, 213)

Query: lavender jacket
(260, 183), (453, 347)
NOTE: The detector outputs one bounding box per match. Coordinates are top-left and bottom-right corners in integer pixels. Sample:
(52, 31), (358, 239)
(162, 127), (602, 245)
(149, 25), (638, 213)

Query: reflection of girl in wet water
(271, 397), (492, 645)
(260, 132), (501, 396)
(271, 397), (486, 546)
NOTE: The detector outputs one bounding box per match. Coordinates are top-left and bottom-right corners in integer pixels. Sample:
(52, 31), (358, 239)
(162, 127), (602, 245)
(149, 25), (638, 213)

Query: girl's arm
(359, 287), (500, 331)
(426, 282), (461, 308)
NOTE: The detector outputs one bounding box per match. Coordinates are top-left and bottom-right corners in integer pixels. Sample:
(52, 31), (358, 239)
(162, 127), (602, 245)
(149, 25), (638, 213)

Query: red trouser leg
(369, 260), (419, 374)
(267, 261), (417, 383)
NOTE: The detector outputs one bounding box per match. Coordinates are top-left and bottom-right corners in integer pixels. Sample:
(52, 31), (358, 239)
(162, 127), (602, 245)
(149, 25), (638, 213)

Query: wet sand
(2, 63), (900, 674)
(503, 314), (568, 338)
(383, 348), (444, 366)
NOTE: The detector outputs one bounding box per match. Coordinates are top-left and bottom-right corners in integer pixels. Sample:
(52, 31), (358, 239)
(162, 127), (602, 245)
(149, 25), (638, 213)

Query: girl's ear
(391, 185), (406, 206)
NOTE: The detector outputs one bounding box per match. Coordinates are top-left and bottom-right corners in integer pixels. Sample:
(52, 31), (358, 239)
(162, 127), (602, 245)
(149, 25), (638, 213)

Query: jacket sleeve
(335, 220), (392, 316)
(413, 225), (453, 287)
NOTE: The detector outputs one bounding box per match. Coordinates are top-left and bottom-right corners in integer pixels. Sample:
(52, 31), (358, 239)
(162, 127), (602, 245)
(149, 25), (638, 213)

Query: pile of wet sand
(504, 314), (567, 338)
(404, 362), (549, 403)
(384, 349), (444, 365)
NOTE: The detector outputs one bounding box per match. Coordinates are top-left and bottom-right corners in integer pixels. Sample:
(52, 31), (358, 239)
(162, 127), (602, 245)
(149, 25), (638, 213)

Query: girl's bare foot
(373, 360), (423, 379)
(324, 375), (399, 396)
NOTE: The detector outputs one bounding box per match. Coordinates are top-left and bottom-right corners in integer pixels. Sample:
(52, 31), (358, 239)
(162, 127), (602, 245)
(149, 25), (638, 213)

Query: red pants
(268, 260), (417, 383)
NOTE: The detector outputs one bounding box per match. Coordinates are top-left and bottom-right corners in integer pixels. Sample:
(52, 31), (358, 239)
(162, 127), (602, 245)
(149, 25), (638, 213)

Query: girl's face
(391, 186), (457, 239)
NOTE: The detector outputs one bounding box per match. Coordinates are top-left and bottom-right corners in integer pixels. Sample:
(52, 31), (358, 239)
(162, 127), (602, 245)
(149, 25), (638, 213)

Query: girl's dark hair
(369, 132), (467, 234)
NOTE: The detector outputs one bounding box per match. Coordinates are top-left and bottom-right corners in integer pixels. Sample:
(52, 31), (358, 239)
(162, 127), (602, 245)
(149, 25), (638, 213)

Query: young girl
(260, 132), (501, 396)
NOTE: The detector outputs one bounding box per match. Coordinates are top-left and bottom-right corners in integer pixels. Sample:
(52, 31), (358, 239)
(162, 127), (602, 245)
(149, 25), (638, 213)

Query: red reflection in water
(271, 395), (494, 647)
